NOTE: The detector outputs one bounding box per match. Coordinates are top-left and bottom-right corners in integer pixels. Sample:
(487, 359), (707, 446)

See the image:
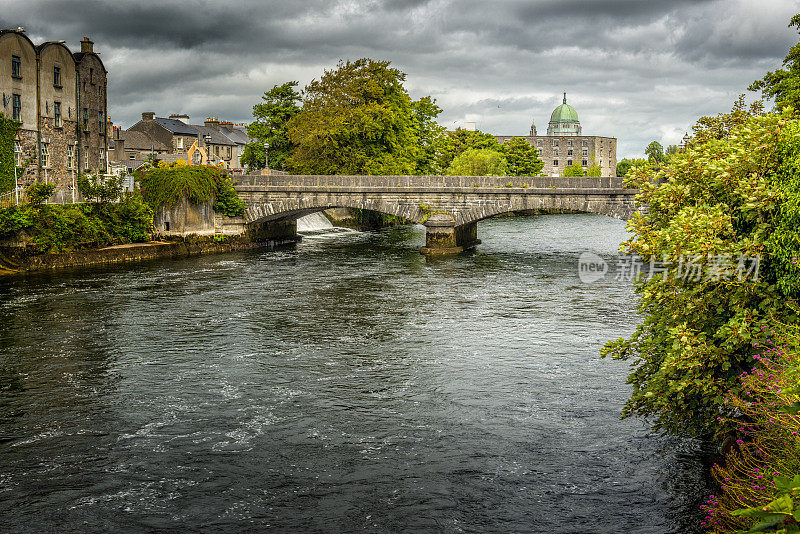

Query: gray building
(495, 92), (617, 177)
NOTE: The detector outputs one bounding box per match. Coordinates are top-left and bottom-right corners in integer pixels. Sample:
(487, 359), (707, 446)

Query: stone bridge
(234, 174), (640, 254)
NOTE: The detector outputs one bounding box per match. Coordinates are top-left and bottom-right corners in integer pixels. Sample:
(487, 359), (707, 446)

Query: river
(0, 214), (711, 533)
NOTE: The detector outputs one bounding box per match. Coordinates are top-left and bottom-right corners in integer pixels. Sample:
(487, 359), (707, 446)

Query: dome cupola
(547, 91), (581, 136)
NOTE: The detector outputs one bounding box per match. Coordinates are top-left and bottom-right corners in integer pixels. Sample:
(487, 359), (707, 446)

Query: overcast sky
(3, 0), (798, 158)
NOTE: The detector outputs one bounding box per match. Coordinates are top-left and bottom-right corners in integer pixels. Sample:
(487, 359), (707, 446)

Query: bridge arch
(454, 194), (636, 225)
(244, 197), (427, 226)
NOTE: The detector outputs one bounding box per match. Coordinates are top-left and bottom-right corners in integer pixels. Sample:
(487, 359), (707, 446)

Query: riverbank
(0, 232), (300, 276)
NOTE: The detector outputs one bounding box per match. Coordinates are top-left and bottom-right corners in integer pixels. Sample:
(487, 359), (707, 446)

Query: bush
(446, 148), (508, 176)
(26, 182), (56, 206)
(136, 163), (245, 217)
(602, 108), (800, 438)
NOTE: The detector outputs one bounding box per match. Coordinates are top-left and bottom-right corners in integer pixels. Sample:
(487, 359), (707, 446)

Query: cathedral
(495, 92), (617, 177)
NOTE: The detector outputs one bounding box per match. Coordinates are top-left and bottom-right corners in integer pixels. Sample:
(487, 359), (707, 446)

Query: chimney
(220, 121), (234, 132)
(169, 113), (191, 124)
(81, 37), (94, 53)
(142, 112), (155, 121)
(205, 116), (220, 130)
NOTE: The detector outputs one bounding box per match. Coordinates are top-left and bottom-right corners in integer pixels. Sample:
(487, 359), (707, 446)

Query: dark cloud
(1, 0), (797, 157)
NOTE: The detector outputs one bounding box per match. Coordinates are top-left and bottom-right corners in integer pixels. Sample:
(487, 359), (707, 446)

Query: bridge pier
(420, 214), (480, 255)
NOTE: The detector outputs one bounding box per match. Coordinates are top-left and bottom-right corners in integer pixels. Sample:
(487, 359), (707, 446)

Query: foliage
(285, 58), (442, 175)
(242, 81), (302, 172)
(0, 192), (152, 252)
(501, 137), (544, 176)
(617, 158), (647, 177)
(0, 114), (20, 193)
(703, 330), (800, 533)
(213, 177), (246, 217)
(562, 162), (585, 177)
(586, 160), (602, 177)
(601, 108), (800, 438)
(76, 172), (124, 203)
(446, 148), (508, 176)
(645, 141), (665, 163)
(750, 14), (800, 111)
(437, 128), (502, 172)
(25, 182), (56, 206)
(693, 95), (766, 146)
(411, 96), (446, 175)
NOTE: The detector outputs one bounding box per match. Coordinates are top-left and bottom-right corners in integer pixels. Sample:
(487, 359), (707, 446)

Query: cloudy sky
(3, 0), (798, 157)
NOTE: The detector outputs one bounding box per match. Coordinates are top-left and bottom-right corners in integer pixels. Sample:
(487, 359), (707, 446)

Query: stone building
(0, 30), (108, 200)
(114, 113), (247, 169)
(495, 92), (617, 177)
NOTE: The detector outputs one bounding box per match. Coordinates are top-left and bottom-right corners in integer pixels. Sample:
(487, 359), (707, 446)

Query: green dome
(550, 93), (579, 123)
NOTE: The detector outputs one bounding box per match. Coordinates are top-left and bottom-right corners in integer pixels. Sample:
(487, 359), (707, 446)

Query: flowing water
(0, 214), (711, 533)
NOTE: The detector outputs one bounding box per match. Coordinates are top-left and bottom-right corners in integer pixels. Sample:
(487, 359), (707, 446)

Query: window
(567, 160), (573, 167)
(40, 143), (49, 167)
(84, 146), (89, 170)
(553, 160), (559, 166)
(582, 159), (588, 167)
(99, 149), (105, 170)
(215, 146), (221, 156)
(552, 139), (559, 147)
(13, 140), (21, 166)
(553, 148), (558, 156)
(581, 140), (588, 147)
(54, 101), (62, 128)
(537, 139), (542, 147)
(82, 108), (88, 131)
(567, 149), (573, 156)
(11, 55), (20, 78)
(67, 145), (74, 168)
(227, 147), (231, 159)
(98, 111), (103, 134)
(537, 148), (543, 156)
(129, 153), (136, 160)
(176, 137), (183, 149)
(582, 148), (588, 156)
(12, 94), (21, 121)
(567, 140), (573, 147)
(53, 66), (61, 87)
(89, 68), (94, 84)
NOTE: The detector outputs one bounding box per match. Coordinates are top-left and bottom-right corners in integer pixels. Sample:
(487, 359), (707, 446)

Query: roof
(221, 126), (250, 145)
(117, 130), (170, 151)
(549, 92), (579, 124)
(153, 117), (199, 136)
(193, 125), (236, 146)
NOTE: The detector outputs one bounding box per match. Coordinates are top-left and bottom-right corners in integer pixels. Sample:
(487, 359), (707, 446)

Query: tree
(242, 81), (302, 172)
(501, 137), (544, 176)
(749, 14), (800, 110)
(411, 96), (446, 175)
(616, 158), (647, 177)
(644, 141), (664, 163)
(437, 128), (502, 172)
(446, 148), (508, 176)
(586, 161), (602, 177)
(285, 58), (441, 175)
(602, 107), (800, 438)
(561, 162), (585, 177)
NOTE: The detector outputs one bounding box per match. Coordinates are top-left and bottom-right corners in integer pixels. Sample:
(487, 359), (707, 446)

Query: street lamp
(264, 141), (269, 171)
(204, 134), (212, 165)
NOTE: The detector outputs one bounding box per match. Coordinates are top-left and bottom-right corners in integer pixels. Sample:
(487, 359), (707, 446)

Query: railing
(0, 188), (24, 208)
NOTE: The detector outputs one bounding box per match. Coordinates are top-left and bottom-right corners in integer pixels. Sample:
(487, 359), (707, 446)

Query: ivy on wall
(0, 114), (21, 194)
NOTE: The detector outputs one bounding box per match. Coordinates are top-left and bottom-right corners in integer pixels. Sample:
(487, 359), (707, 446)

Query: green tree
(562, 162), (585, 177)
(446, 148), (508, 176)
(501, 137), (544, 176)
(644, 141), (664, 163)
(411, 96), (446, 175)
(749, 14), (800, 110)
(602, 107), (800, 438)
(285, 58), (440, 175)
(586, 160), (602, 177)
(437, 128), (502, 172)
(0, 114), (20, 193)
(616, 158), (647, 177)
(242, 81), (302, 172)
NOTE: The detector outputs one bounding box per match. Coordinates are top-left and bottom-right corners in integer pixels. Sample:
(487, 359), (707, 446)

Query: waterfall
(296, 212), (334, 233)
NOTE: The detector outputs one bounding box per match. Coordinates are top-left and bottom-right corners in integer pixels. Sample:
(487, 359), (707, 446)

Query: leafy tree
(586, 161), (602, 177)
(665, 144), (679, 156)
(411, 96), (446, 175)
(501, 137), (544, 176)
(749, 14), (800, 110)
(437, 128), (502, 172)
(285, 58), (441, 175)
(562, 162), (585, 177)
(602, 107), (800, 438)
(446, 148), (508, 176)
(242, 81), (302, 172)
(616, 158), (647, 177)
(77, 172), (124, 203)
(692, 94), (765, 146)
(644, 141), (664, 163)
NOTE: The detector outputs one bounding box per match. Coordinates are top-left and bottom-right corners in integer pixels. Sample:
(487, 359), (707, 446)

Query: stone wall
(154, 197), (216, 235)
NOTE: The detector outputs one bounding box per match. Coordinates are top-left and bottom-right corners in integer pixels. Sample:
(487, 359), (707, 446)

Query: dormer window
(11, 55), (21, 78)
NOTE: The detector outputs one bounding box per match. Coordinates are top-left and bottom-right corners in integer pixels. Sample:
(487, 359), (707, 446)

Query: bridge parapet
(236, 174), (627, 190)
